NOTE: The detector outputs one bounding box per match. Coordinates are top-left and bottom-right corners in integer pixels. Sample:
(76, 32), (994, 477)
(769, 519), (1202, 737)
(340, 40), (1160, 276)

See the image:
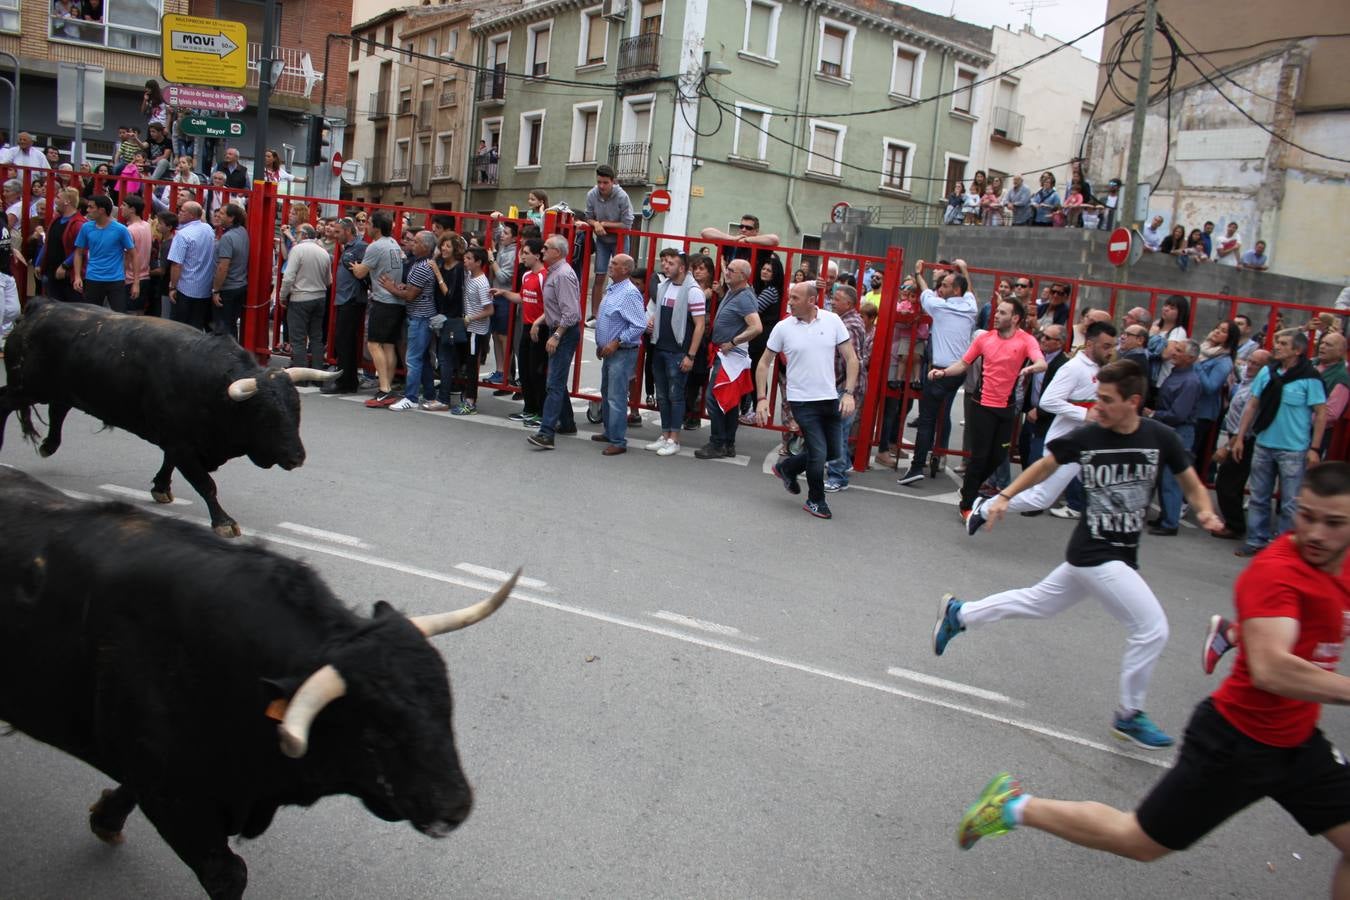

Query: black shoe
(772, 460), (801, 495)
(802, 499), (833, 519)
(492, 389), (513, 397)
(1019, 510), (1045, 517)
(1147, 517), (1162, 528)
(683, 417), (700, 431)
(556, 424), (578, 435)
(627, 412), (643, 426)
(320, 382), (354, 395)
(693, 442), (724, 460)
(723, 444), (735, 458)
(906, 417), (919, 429)
(896, 466), (925, 486)
(527, 433), (555, 450)
(1147, 525), (1178, 536)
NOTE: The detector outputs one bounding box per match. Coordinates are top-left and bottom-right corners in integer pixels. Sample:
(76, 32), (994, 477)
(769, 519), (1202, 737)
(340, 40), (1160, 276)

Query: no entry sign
(649, 189), (672, 213)
(1108, 227), (1133, 267)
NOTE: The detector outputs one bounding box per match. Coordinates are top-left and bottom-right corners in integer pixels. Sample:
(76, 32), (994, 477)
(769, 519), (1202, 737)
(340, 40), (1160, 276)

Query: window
(427, 35), (438, 57)
(439, 76), (457, 107)
(890, 42), (923, 98)
(732, 104), (770, 161)
(880, 138), (915, 193)
(741, 0), (781, 61)
(49, 0), (162, 52)
(817, 20), (854, 80)
(579, 7), (608, 68)
(953, 67), (977, 115)
(0, 0), (14, 33)
(434, 132), (454, 177)
(518, 110), (545, 168)
(806, 121), (845, 177)
(402, 40), (415, 62)
(488, 34), (509, 70)
(570, 102), (601, 164)
(639, 0), (662, 35)
(393, 139), (411, 181)
(619, 94), (653, 145)
(398, 86), (413, 115)
(449, 29), (459, 54)
(527, 21), (552, 77)
(350, 35), (360, 63)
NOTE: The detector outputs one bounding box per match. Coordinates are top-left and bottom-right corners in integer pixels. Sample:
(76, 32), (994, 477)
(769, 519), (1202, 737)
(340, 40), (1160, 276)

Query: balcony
(416, 100), (433, 129)
(365, 156), (388, 184)
(439, 87), (457, 107)
(367, 92), (390, 120)
(390, 162), (410, 183)
(432, 163), (457, 181)
(247, 44), (326, 99)
(477, 70), (506, 104)
(411, 164), (431, 194)
(618, 33), (660, 81)
(608, 142), (650, 185)
(991, 106), (1025, 145)
(470, 154), (499, 186)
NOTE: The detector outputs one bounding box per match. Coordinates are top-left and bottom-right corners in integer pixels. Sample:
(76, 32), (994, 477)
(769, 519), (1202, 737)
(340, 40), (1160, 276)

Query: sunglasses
(1014, 282), (1031, 289)
(1050, 288), (1068, 295)
(738, 223), (755, 230)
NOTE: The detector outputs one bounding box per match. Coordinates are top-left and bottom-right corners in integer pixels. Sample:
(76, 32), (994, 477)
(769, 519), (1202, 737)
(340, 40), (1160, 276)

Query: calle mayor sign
(161, 14), (248, 88)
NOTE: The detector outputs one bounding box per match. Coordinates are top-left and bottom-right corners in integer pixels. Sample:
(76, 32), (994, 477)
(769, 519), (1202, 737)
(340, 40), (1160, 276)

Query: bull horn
(411, 569), (519, 638)
(227, 377), (259, 401)
(278, 664), (348, 759)
(286, 367), (341, 383)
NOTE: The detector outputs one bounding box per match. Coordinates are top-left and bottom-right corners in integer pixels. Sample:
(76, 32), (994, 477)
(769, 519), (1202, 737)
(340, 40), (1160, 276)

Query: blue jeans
(539, 323), (580, 437)
(911, 373), (961, 470)
(1157, 423), (1195, 528)
(435, 328), (462, 405)
(652, 348), (689, 432)
(826, 391), (856, 483)
(403, 315), (436, 402)
(1245, 444), (1307, 548)
(781, 398), (841, 503)
(601, 346), (638, 447)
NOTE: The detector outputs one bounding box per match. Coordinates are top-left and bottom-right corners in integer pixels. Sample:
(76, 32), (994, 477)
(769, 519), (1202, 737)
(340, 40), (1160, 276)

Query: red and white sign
(331, 151), (343, 177)
(648, 189), (672, 214)
(1107, 226), (1133, 267)
(165, 83), (247, 113)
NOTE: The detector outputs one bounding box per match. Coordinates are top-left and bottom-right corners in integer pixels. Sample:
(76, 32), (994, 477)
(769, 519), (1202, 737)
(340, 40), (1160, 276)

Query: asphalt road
(0, 344), (1341, 899)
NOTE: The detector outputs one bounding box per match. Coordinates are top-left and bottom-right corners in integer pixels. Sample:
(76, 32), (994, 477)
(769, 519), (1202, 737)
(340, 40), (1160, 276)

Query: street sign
(181, 116), (246, 139)
(331, 151), (344, 177)
(57, 62), (104, 128)
(164, 84), (246, 113)
(831, 201), (851, 223)
(340, 159), (366, 187)
(649, 189), (671, 213)
(161, 14), (247, 88)
(1107, 227), (1132, 266)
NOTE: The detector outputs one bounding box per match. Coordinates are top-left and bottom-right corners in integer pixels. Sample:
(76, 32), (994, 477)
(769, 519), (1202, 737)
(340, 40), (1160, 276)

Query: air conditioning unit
(601, 0), (628, 22)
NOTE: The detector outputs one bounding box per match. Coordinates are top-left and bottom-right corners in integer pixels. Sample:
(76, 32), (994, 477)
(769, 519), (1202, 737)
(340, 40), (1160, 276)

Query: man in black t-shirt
(928, 360), (1224, 750)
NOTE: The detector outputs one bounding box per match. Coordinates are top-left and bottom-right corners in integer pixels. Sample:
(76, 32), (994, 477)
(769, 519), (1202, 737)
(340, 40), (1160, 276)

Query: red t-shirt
(520, 268), (545, 325)
(961, 329), (1042, 408)
(1212, 535), (1350, 747)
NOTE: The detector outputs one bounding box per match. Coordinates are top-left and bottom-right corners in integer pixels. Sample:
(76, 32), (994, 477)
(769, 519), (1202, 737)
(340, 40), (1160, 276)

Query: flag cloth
(711, 351), (754, 413)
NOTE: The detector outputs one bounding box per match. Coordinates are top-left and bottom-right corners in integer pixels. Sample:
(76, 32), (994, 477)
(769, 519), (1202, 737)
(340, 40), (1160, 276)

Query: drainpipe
(0, 52), (17, 143)
(784, 6), (816, 234)
(925, 47), (950, 209)
(464, 33), (485, 213)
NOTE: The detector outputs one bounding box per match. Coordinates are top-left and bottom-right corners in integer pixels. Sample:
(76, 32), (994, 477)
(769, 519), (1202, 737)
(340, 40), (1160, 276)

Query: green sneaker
(957, 773), (1023, 850)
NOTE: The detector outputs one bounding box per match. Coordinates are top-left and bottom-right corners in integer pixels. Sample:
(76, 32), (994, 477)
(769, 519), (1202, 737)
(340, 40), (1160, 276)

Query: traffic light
(307, 115), (330, 167)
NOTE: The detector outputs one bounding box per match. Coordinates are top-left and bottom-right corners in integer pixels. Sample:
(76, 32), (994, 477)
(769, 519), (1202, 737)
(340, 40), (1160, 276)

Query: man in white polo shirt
(755, 280), (860, 520)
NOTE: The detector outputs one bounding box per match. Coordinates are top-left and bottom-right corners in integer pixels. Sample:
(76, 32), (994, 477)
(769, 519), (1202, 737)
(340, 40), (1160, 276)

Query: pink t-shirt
(963, 329), (1043, 408)
(125, 219), (152, 283)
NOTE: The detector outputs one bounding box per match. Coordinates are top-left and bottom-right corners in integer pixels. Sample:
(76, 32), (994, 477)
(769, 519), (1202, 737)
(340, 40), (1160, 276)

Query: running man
(932, 360), (1223, 748)
(955, 463), (1350, 894)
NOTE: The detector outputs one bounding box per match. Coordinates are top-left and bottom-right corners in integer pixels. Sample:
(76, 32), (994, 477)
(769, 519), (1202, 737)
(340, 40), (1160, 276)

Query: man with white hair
(166, 200), (217, 331)
(527, 234), (582, 449)
(279, 223), (333, 371)
(0, 132), (50, 170)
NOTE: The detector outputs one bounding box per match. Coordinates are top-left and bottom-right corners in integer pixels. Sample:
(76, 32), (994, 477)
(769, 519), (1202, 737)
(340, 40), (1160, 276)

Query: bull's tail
(0, 386), (40, 450)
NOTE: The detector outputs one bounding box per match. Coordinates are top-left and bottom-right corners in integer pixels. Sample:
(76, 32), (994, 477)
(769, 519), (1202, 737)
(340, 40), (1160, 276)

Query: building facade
(464, 0), (991, 247)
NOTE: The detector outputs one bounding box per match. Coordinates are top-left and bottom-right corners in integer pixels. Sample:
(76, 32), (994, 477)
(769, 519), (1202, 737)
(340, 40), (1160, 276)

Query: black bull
(0, 467), (517, 899)
(0, 299), (338, 537)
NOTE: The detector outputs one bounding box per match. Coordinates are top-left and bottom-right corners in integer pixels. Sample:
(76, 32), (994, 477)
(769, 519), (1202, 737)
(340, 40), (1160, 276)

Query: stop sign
(649, 189), (672, 213)
(331, 151), (343, 177)
(1107, 226), (1133, 266)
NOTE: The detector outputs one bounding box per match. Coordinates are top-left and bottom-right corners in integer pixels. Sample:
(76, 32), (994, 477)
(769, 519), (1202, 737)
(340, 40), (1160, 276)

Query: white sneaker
(656, 440), (680, 457)
(389, 397), (418, 411)
(1048, 505), (1081, 519)
(645, 437), (669, 452)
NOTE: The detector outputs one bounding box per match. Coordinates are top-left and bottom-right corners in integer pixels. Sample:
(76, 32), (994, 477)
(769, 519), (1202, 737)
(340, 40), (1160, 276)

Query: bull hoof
(38, 441), (58, 458)
(213, 522), (242, 539)
(89, 790), (127, 846)
(150, 489), (173, 504)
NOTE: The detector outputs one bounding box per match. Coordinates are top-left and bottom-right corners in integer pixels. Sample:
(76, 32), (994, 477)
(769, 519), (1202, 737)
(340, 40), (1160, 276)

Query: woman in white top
(263, 149), (304, 190)
(1149, 295), (1190, 386)
(456, 246), (495, 415)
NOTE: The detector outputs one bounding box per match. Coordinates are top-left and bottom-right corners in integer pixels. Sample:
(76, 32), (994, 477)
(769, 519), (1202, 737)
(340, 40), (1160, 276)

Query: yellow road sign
(161, 14), (248, 89)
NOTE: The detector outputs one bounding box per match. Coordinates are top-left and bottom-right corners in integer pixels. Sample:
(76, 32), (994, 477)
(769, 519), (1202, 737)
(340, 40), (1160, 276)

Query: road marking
(99, 483), (191, 506)
(249, 531), (1169, 769)
(295, 385), (320, 394)
(455, 562), (552, 591)
(885, 666), (1025, 707)
(277, 522), (372, 549)
(652, 610), (758, 640)
(759, 449), (955, 499)
(60, 488), (99, 502)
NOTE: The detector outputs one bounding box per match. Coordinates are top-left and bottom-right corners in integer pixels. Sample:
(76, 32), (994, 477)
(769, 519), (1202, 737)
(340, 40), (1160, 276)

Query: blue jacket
(1154, 365), (1201, 427)
(1194, 353), (1234, 421)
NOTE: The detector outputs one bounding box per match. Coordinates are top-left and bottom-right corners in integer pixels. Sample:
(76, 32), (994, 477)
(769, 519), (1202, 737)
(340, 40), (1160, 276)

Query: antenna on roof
(1014, 0), (1058, 30)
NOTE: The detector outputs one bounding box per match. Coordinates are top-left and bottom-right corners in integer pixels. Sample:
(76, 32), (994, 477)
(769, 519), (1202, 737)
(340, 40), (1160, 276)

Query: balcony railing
(477, 70), (506, 103)
(439, 87), (457, 107)
(608, 142), (650, 185)
(991, 106), (1025, 145)
(365, 156), (388, 184)
(411, 164), (431, 194)
(247, 44), (325, 98)
(416, 100), (433, 128)
(390, 162), (410, 183)
(432, 163), (457, 181)
(618, 33), (660, 80)
(470, 154), (499, 186)
(367, 92), (390, 120)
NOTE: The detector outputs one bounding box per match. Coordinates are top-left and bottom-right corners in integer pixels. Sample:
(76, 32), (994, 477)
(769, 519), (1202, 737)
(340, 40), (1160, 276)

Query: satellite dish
(299, 53), (323, 100)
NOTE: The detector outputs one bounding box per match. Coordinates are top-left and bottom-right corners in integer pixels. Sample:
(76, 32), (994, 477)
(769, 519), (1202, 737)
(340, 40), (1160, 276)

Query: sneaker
(420, 400), (450, 411)
(932, 593), (964, 656)
(627, 412), (643, 426)
(585, 316), (596, 328)
(1203, 615), (1235, 675)
(645, 394), (655, 406)
(492, 389), (514, 398)
(656, 440), (680, 456)
(522, 414), (542, 428)
(484, 371), (504, 385)
(802, 499), (832, 519)
(358, 374), (379, 390)
(896, 466), (925, 486)
(965, 496), (988, 536)
(823, 479), (847, 493)
(1048, 505), (1081, 519)
(508, 410), (532, 421)
(693, 442), (724, 460)
(957, 773), (1023, 850)
(960, 509), (972, 523)
(772, 460), (801, 495)
(389, 397), (418, 411)
(739, 412), (759, 426)
(364, 391), (398, 408)
(526, 433), (555, 450)
(1234, 544), (1263, 558)
(682, 417), (700, 431)
(645, 436), (670, 452)
(556, 425), (578, 435)
(451, 402), (478, 416)
(1111, 711), (1175, 750)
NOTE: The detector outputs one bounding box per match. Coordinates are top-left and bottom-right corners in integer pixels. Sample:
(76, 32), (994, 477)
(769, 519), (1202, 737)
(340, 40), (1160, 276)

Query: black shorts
(366, 301), (405, 344)
(490, 297), (510, 335)
(1136, 699), (1350, 850)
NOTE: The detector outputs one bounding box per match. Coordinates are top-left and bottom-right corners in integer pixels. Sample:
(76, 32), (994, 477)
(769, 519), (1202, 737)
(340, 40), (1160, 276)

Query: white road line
(99, 483), (191, 506)
(250, 530), (1169, 769)
(277, 522), (373, 549)
(59, 489), (99, 502)
(651, 610), (758, 640)
(759, 448), (954, 498)
(885, 666), (1025, 707)
(455, 562), (552, 591)
(295, 386), (320, 394)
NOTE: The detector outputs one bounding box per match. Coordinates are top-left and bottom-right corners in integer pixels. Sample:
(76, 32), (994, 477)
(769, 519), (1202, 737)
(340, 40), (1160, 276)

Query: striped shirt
(464, 273), (491, 335)
(405, 258), (437, 317)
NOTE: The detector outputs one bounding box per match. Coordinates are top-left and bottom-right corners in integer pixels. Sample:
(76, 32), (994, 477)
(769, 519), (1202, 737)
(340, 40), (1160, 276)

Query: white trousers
(959, 560), (1169, 712)
(1006, 460), (1080, 513)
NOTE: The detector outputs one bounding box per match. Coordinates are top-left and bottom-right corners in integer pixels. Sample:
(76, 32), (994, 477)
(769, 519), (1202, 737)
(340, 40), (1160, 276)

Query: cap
(1108, 178), (1122, 188)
